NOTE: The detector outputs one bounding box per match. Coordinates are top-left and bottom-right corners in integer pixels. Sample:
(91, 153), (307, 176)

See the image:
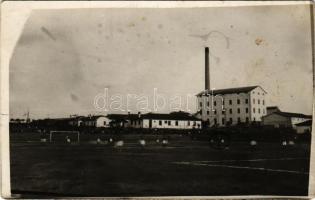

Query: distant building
(107, 111), (202, 129)
(295, 120), (312, 134)
(81, 115), (111, 128)
(262, 111), (312, 129)
(266, 106), (281, 115)
(140, 111), (202, 129)
(106, 114), (129, 127)
(196, 86), (267, 127)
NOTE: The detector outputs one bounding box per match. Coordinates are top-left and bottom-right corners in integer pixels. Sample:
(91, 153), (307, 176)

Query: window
(193, 121), (196, 126)
(229, 109), (232, 114)
(229, 118), (233, 123)
(207, 101), (210, 107)
(200, 110), (202, 115)
(246, 108), (249, 113)
(222, 118), (225, 125)
(238, 117), (241, 123)
(263, 100), (265, 105)
(214, 101), (217, 106)
(200, 102), (202, 107)
(159, 120), (162, 125)
(253, 108), (256, 113)
(222, 110), (225, 114)
(253, 99), (255, 104)
(258, 99), (260, 104)
(263, 109), (265, 114)
(168, 121), (171, 125)
(222, 100), (225, 105)
(104, 121), (107, 125)
(188, 121), (190, 126)
(253, 117), (256, 121)
(229, 100), (232, 105)
(207, 110), (210, 115)
(237, 108), (240, 114)
(214, 109), (217, 114)
(245, 99), (249, 104)
(246, 117), (249, 123)
(237, 99), (240, 104)
(164, 120), (167, 124)
(175, 121), (178, 126)
(214, 118), (217, 125)
(258, 108), (260, 114)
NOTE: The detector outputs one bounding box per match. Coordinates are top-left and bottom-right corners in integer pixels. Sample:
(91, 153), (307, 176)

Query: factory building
(196, 86), (267, 127)
(195, 47), (267, 127)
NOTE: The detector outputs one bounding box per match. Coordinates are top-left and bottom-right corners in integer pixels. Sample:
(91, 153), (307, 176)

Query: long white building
(108, 111), (202, 129)
(196, 86), (267, 127)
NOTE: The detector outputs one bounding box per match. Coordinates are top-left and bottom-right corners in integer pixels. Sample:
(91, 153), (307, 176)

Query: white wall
(96, 116), (111, 127)
(249, 87), (267, 122)
(291, 117), (311, 129)
(198, 91), (254, 126)
(142, 119), (201, 129)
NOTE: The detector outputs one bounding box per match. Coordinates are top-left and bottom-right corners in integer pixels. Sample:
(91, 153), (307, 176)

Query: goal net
(49, 130), (80, 143)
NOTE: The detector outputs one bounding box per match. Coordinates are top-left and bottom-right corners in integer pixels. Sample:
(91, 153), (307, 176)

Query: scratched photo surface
(9, 5), (313, 197)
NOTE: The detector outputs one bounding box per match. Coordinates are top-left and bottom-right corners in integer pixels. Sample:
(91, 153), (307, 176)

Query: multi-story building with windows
(196, 86), (267, 127)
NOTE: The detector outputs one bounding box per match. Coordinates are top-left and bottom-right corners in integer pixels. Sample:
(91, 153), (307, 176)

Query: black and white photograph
(1, 1), (314, 198)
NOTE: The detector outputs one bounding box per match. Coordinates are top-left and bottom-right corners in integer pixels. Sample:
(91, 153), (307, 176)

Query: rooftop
(196, 85), (265, 96)
(107, 111), (200, 121)
(295, 120), (312, 126)
(270, 111), (312, 119)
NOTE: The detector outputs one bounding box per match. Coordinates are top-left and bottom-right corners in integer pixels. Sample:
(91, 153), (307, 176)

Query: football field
(10, 133), (310, 197)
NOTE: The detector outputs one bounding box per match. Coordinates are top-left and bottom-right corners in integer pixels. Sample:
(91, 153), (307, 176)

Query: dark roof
(80, 115), (106, 121)
(106, 114), (129, 123)
(142, 111), (201, 121)
(269, 111), (312, 119)
(107, 111), (201, 121)
(267, 106), (280, 109)
(196, 86), (266, 96)
(295, 120), (312, 126)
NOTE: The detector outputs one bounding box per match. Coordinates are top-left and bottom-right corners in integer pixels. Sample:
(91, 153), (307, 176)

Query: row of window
(213, 117), (258, 125)
(200, 98), (264, 107)
(130, 120), (141, 125)
(202, 107), (265, 115)
(157, 120), (197, 126)
(253, 98), (265, 105)
(252, 91), (264, 95)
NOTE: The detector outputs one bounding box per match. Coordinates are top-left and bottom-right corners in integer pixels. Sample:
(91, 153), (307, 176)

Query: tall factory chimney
(205, 47), (210, 90)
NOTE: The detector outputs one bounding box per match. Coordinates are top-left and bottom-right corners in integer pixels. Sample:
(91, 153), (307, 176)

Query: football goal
(49, 130), (80, 143)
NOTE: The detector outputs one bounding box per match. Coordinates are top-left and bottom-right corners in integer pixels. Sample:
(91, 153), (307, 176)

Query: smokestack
(205, 47), (210, 90)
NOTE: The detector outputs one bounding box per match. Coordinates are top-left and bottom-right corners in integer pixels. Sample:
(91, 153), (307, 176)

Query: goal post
(49, 130), (80, 143)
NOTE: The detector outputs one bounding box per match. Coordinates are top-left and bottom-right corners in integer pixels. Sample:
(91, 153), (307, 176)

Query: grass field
(10, 133), (310, 197)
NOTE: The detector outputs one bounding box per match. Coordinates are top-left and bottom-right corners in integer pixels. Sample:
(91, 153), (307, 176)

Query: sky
(10, 5), (313, 119)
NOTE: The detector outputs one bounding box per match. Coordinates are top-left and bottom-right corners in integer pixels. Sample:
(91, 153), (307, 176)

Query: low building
(295, 120), (312, 134)
(107, 111), (202, 129)
(266, 106), (281, 115)
(106, 114), (129, 127)
(262, 111), (312, 129)
(81, 115), (111, 128)
(140, 111), (202, 129)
